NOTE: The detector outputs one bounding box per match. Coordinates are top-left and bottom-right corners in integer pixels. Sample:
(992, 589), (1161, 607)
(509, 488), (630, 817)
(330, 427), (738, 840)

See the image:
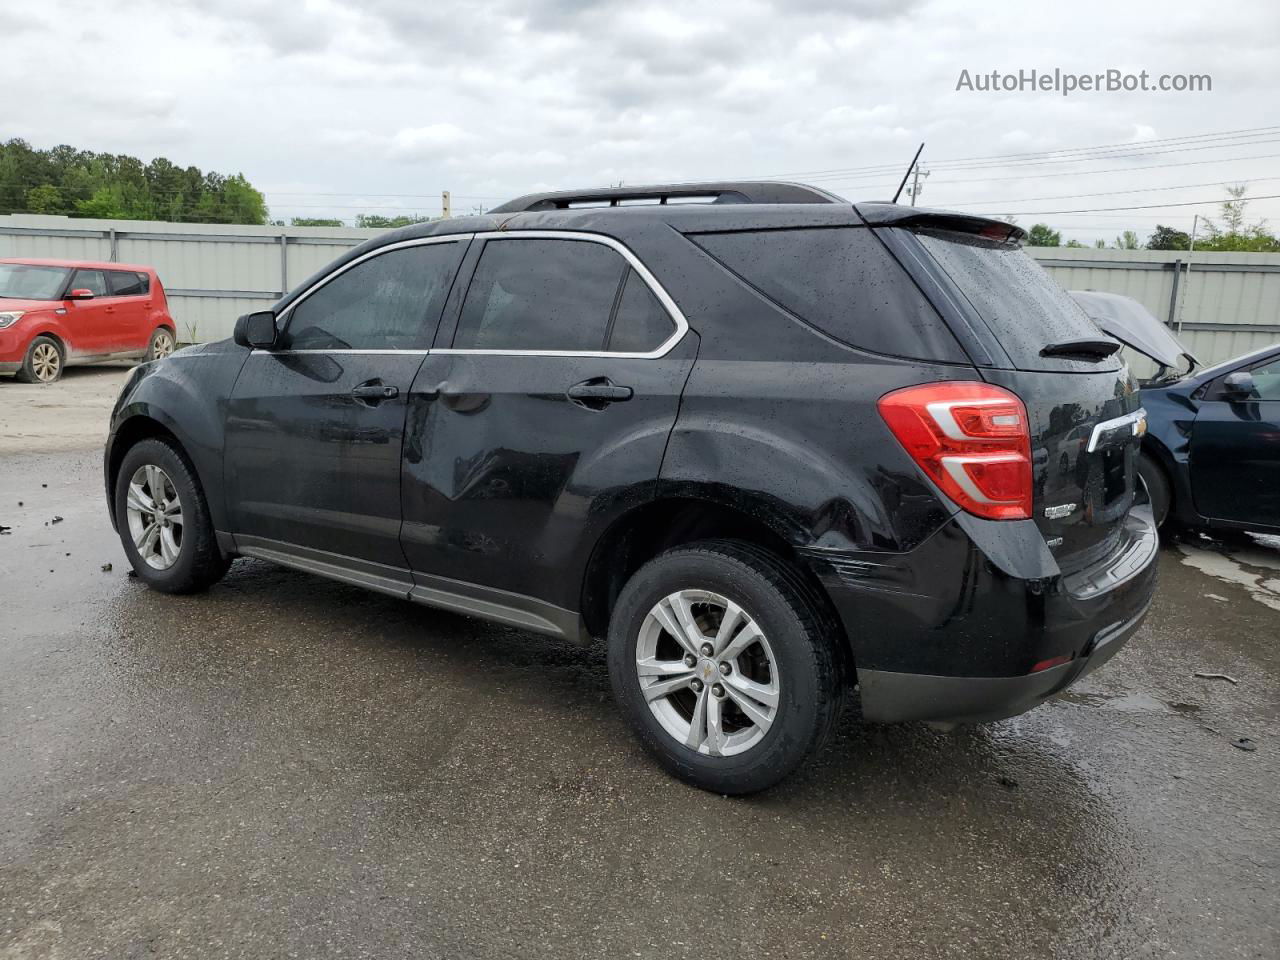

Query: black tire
(146, 327), (176, 362)
(1137, 451), (1171, 528)
(15, 335), (64, 383)
(607, 539), (845, 794)
(114, 437), (230, 593)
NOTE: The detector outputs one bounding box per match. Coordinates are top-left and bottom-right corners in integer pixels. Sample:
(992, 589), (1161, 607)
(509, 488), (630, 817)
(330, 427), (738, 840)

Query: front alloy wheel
(637, 590), (780, 757)
(124, 464), (184, 569)
(31, 341), (61, 382)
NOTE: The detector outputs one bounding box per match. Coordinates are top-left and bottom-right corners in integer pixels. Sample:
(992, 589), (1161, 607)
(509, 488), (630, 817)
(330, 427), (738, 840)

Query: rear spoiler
(854, 203), (1027, 244)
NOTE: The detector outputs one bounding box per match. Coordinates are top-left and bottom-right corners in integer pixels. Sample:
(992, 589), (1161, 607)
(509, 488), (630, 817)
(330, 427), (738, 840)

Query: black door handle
(351, 382), (399, 402)
(566, 379), (633, 408)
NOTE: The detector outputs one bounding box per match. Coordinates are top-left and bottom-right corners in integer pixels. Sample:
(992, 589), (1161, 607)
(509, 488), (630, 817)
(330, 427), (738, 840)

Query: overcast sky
(4, 0), (1279, 242)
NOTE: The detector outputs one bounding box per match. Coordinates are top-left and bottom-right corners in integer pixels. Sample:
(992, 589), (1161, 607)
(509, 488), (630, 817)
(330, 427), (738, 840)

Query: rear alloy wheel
(608, 540), (844, 794)
(16, 336), (64, 383)
(147, 328), (176, 361)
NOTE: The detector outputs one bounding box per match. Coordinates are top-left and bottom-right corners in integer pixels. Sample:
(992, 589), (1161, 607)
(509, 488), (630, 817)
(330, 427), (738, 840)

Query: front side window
(454, 238), (628, 352)
(71, 269), (109, 297)
(286, 241), (464, 350)
(108, 270), (149, 297)
(1246, 357), (1280, 400)
(0, 263), (69, 300)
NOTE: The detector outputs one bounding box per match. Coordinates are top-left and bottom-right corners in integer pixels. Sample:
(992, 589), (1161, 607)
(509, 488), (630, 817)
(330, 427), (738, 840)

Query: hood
(0, 298), (60, 312)
(1069, 290), (1197, 373)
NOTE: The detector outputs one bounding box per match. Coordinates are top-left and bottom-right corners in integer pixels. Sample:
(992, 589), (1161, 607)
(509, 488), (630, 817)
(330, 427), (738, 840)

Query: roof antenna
(891, 142), (925, 204)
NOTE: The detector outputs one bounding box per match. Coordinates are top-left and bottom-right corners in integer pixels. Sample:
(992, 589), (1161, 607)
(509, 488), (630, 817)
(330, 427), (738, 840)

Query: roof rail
(488, 181), (846, 213)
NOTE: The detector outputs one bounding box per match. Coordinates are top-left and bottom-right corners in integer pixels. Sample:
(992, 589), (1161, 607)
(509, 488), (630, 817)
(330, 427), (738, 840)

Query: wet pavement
(2, 449), (1277, 959)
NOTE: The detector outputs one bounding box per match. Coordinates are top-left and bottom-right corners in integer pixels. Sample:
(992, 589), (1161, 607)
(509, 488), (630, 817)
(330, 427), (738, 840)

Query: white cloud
(0, 0), (1276, 241)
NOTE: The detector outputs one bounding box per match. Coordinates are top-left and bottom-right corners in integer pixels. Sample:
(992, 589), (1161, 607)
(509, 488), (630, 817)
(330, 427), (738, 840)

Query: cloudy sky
(4, 0), (1279, 242)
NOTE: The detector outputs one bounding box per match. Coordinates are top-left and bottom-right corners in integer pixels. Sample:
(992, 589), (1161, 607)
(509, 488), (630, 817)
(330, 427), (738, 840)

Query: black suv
(105, 182), (1157, 793)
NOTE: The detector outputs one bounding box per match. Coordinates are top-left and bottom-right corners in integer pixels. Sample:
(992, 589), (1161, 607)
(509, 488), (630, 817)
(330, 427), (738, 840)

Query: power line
(980, 193), (1280, 216)
(941, 176), (1280, 208)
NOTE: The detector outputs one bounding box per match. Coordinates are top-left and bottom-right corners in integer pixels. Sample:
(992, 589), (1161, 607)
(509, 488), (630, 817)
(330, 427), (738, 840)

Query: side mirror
(234, 310), (279, 350)
(66, 288), (95, 300)
(1222, 370), (1257, 400)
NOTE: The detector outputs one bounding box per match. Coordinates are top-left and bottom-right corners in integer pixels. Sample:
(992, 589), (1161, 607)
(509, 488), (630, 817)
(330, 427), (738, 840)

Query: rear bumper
(803, 504), (1159, 725)
(856, 597), (1150, 723)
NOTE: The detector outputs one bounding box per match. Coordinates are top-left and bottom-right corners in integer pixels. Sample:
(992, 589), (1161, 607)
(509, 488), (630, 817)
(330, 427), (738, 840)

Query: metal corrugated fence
(2, 214), (1278, 364)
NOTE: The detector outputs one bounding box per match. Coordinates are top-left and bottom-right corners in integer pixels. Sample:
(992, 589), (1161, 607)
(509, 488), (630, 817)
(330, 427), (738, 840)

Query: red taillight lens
(878, 381), (1032, 521)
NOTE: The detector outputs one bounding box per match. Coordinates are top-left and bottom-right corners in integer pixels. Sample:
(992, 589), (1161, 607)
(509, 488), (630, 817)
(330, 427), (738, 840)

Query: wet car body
(104, 186), (1157, 763)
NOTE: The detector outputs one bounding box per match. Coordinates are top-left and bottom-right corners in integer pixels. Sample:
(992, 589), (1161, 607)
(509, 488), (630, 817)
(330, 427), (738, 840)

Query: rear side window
(690, 227), (964, 362)
(455, 238), (626, 352)
(607, 269), (676, 353)
(108, 270), (148, 296)
(286, 241), (464, 350)
(914, 231), (1114, 370)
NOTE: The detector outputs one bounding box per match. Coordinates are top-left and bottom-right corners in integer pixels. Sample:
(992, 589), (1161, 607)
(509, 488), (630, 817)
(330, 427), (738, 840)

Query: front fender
(106, 343), (248, 533)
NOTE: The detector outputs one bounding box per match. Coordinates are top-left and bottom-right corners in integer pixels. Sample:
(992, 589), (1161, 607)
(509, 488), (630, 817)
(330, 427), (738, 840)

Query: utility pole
(908, 167), (931, 206)
(441, 191), (452, 219)
(1176, 213), (1199, 334)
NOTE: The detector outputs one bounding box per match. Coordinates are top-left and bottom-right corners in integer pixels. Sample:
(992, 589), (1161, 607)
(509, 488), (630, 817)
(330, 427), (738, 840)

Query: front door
(223, 236), (469, 581)
(64, 267), (118, 356)
(400, 233), (695, 622)
(1190, 352), (1280, 528)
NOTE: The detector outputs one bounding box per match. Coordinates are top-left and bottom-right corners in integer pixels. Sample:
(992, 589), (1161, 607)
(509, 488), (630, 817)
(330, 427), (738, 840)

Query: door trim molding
(231, 534), (591, 645)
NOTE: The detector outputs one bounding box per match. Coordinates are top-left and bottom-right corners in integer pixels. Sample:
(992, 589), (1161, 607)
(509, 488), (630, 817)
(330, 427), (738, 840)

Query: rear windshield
(914, 230), (1116, 370)
(690, 227), (966, 363)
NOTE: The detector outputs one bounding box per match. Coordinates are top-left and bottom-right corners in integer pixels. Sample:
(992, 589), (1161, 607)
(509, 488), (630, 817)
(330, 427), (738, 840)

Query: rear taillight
(878, 381), (1032, 521)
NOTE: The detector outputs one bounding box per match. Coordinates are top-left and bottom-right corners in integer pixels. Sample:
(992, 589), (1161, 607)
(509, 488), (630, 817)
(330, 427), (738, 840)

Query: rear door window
(606, 269), (676, 353)
(914, 230), (1117, 371)
(454, 238), (627, 352)
(107, 270), (148, 297)
(690, 227), (965, 362)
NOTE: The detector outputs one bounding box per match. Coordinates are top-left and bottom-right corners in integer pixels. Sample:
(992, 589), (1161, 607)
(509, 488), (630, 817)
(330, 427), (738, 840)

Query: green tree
(1113, 230), (1141, 250)
(291, 217), (344, 227)
(0, 138), (268, 224)
(1197, 185), (1280, 252)
(1094, 239), (1107, 249)
(355, 213), (434, 229)
(1026, 223), (1061, 247)
(25, 184), (67, 214)
(1064, 239), (1086, 248)
(1146, 225), (1191, 250)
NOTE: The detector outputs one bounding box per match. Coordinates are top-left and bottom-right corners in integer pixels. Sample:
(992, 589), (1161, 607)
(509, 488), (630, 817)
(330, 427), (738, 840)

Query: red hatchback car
(0, 258), (176, 383)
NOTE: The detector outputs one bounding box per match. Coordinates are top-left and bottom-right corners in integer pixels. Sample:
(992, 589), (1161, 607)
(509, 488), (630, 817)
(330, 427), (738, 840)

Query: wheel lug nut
(683, 654), (697, 668)
(691, 679), (703, 693)
(700, 643), (713, 657)
(712, 684), (725, 698)
(719, 662), (732, 675)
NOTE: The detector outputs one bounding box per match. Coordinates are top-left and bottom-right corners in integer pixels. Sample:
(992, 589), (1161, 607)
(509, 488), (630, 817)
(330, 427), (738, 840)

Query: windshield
(914, 230), (1118, 372)
(0, 263), (70, 300)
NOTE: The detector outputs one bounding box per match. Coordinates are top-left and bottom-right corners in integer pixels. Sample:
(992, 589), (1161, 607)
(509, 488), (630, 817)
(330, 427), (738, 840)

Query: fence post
(1167, 258), (1182, 327)
(108, 228), (118, 262)
(279, 233), (289, 296)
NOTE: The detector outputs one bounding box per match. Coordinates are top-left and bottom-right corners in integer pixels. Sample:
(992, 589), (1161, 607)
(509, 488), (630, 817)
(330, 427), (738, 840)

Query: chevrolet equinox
(104, 182), (1157, 793)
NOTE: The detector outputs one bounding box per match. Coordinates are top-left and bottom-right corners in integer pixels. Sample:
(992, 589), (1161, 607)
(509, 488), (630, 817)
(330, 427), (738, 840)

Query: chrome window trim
(434, 229), (690, 360)
(249, 348), (432, 356)
(273, 234), (475, 347)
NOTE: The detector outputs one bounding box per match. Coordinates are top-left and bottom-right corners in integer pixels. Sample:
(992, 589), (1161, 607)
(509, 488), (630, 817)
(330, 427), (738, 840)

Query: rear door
(900, 229), (1144, 569)
(400, 232), (694, 617)
(223, 236), (468, 576)
(106, 269), (152, 351)
(1190, 352), (1280, 527)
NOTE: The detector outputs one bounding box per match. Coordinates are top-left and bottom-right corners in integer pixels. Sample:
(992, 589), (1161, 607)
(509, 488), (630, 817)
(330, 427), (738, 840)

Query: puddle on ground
(1056, 690), (1199, 714)
(1176, 540), (1280, 612)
